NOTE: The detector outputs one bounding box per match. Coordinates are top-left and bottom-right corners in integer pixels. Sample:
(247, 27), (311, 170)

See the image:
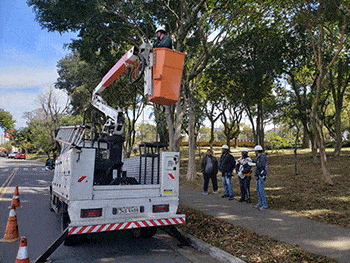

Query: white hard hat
(241, 148), (249, 152)
(222, 144), (229, 150)
(254, 145), (263, 151)
(156, 26), (166, 33)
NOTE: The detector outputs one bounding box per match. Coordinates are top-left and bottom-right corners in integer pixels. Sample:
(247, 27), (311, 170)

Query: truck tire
(131, 227), (157, 239)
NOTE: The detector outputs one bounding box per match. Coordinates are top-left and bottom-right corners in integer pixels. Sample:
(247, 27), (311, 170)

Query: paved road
(180, 186), (350, 263)
(0, 158), (220, 263)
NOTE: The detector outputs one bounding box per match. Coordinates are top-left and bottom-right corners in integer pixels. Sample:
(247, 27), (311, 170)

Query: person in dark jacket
(219, 145), (235, 200)
(153, 27), (173, 49)
(200, 149), (219, 195)
(252, 145), (268, 210)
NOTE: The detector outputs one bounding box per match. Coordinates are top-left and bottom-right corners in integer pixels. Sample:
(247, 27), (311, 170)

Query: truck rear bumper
(68, 214), (185, 235)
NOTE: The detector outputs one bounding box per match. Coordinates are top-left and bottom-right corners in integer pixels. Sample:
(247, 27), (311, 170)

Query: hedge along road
(0, 157), (220, 263)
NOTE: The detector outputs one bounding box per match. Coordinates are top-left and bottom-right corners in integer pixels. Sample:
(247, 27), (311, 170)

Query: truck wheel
(131, 227), (157, 239)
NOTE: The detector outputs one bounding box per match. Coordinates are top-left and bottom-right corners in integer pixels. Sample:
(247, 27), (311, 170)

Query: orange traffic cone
(15, 237), (29, 263)
(0, 205), (20, 242)
(9, 186), (22, 209)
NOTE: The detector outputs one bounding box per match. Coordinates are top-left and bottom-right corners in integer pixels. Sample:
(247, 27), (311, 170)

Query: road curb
(183, 232), (246, 263)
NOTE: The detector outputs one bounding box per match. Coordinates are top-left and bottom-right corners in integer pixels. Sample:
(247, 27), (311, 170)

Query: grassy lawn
(180, 147), (350, 228)
(178, 146), (349, 262)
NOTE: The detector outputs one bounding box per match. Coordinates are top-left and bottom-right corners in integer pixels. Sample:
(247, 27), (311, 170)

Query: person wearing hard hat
(219, 144), (235, 200)
(235, 148), (254, 203)
(153, 26), (172, 49)
(253, 145), (268, 210)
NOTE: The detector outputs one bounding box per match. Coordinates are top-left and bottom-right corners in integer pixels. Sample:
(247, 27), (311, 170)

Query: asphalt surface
(179, 186), (350, 263)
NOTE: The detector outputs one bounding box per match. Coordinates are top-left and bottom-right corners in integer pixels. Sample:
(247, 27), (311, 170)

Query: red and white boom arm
(92, 46), (141, 135)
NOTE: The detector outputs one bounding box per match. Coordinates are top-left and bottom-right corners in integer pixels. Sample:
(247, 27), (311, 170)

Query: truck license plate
(116, 206), (139, 214)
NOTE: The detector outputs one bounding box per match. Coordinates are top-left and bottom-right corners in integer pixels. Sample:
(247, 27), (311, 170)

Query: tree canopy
(27, 0), (350, 184)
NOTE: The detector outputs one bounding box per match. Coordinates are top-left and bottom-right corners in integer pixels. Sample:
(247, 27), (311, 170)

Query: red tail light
(153, 204), (169, 213)
(81, 208), (102, 218)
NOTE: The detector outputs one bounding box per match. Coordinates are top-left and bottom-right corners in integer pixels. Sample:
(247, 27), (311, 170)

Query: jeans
(222, 174), (234, 197)
(239, 176), (251, 201)
(256, 177), (267, 208)
(203, 173), (218, 192)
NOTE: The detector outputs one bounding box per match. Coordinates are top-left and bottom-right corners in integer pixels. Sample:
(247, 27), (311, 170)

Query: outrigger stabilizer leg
(161, 225), (191, 247)
(34, 228), (68, 263)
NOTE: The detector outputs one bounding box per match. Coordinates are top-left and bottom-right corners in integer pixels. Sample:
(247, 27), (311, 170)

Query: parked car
(0, 151), (7, 157)
(14, 153), (26, 159)
(8, 152), (17, 158)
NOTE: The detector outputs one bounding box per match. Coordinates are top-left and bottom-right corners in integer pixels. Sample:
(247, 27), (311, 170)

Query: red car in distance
(14, 153), (26, 159)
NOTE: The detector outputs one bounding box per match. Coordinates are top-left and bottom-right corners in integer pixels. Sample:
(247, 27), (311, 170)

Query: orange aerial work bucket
(149, 48), (186, 106)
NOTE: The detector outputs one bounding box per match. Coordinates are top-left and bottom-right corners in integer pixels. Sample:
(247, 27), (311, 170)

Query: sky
(0, 0), (77, 130)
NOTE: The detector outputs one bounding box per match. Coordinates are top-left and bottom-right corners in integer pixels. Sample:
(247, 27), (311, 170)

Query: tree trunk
(311, 135), (318, 163)
(311, 78), (334, 185)
(330, 59), (348, 157)
(165, 101), (185, 152)
(245, 107), (258, 145)
(334, 102), (343, 156)
(302, 125), (310, 149)
(210, 120), (215, 149)
(294, 125), (300, 175)
(166, 105), (175, 151)
(257, 101), (264, 147)
(186, 95), (197, 181)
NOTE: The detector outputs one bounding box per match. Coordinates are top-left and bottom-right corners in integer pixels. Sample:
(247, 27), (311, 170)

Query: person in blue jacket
(219, 145), (235, 200)
(153, 27), (173, 49)
(253, 145), (268, 210)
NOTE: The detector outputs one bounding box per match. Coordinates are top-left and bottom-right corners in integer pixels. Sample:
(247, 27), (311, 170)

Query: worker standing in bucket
(153, 26), (173, 49)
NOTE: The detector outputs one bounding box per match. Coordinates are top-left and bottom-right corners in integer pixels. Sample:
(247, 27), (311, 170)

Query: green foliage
(55, 52), (102, 119)
(265, 131), (293, 150)
(15, 105), (83, 157)
(197, 127), (211, 142)
(136, 123), (156, 143)
(149, 104), (169, 145)
(0, 108), (15, 130)
(1, 140), (12, 150)
(239, 125), (255, 141)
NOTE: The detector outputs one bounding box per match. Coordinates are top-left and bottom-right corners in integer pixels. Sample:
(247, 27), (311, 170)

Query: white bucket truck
(49, 44), (185, 243)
